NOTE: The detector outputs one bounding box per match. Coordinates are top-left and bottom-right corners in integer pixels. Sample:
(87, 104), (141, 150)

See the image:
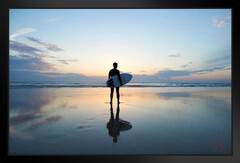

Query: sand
(9, 87), (231, 154)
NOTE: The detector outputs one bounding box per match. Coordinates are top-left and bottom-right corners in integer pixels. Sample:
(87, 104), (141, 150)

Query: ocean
(9, 81), (231, 88)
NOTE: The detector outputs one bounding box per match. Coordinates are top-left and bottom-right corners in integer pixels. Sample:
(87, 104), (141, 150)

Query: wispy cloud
(121, 71), (132, 74)
(10, 55), (56, 71)
(168, 50), (181, 57)
(10, 40), (44, 57)
(207, 55), (230, 64)
(181, 65), (189, 68)
(42, 72), (84, 78)
(10, 28), (36, 40)
(10, 40), (59, 72)
(181, 62), (192, 68)
(168, 54), (181, 57)
(9, 70), (107, 82)
(27, 37), (63, 52)
(192, 66), (226, 74)
(213, 11), (231, 28)
(58, 59), (79, 65)
(204, 49), (231, 70)
(156, 70), (191, 79)
(58, 60), (68, 65)
(133, 66), (227, 81)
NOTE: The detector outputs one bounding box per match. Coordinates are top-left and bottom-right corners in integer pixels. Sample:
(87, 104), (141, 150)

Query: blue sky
(9, 9), (231, 83)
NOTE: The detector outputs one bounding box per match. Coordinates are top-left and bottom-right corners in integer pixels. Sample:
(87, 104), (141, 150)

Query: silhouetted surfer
(108, 62), (122, 104)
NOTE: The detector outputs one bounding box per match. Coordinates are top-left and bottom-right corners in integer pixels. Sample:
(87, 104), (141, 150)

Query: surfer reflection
(106, 103), (132, 143)
(108, 62), (123, 104)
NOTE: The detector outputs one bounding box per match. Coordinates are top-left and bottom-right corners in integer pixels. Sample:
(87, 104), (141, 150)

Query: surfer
(108, 62), (123, 104)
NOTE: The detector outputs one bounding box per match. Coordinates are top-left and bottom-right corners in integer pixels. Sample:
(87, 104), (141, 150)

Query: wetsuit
(108, 68), (122, 103)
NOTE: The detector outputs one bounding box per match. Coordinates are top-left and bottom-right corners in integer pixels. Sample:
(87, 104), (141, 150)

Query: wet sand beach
(9, 87), (231, 154)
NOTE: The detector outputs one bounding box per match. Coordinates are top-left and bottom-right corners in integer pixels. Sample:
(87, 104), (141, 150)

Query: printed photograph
(9, 9), (231, 154)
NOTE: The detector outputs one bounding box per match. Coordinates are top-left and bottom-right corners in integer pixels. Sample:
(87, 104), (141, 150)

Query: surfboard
(106, 73), (132, 88)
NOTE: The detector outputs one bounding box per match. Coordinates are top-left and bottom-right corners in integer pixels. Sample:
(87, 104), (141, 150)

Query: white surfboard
(106, 73), (132, 88)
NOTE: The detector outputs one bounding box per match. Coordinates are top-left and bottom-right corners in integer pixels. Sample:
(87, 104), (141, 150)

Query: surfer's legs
(116, 87), (120, 103)
(110, 88), (114, 103)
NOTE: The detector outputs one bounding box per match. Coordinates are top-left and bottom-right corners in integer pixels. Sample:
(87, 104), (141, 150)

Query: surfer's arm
(108, 71), (111, 79)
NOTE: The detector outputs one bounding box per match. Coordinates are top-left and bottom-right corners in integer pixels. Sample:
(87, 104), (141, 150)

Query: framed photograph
(1, 0), (240, 163)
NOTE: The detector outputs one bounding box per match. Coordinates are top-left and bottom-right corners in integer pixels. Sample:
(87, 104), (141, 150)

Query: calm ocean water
(9, 81), (231, 88)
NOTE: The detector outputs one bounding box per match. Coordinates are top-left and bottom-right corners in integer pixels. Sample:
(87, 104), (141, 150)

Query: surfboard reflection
(106, 103), (132, 143)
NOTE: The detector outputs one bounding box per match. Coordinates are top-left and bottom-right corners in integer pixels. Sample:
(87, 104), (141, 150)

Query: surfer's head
(113, 62), (118, 69)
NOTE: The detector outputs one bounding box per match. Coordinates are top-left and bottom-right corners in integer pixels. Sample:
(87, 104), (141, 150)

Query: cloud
(9, 39), (67, 72)
(168, 50), (181, 57)
(213, 19), (227, 28)
(131, 70), (191, 82)
(58, 60), (68, 64)
(181, 62), (192, 68)
(10, 40), (45, 58)
(156, 70), (191, 79)
(207, 55), (230, 64)
(43, 72), (84, 78)
(9, 70), (107, 83)
(213, 11), (231, 28)
(58, 59), (79, 65)
(181, 65), (189, 68)
(9, 65), (229, 83)
(10, 55), (56, 71)
(192, 66), (226, 74)
(69, 59), (79, 62)
(155, 67), (226, 79)
(203, 49), (231, 70)
(168, 54), (181, 57)
(121, 71), (132, 74)
(10, 28), (36, 40)
(133, 66), (227, 82)
(27, 37), (63, 52)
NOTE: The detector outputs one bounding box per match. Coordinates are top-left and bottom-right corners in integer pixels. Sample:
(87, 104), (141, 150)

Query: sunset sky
(9, 9), (231, 83)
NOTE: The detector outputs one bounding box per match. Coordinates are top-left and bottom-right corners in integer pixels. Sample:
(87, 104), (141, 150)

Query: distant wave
(9, 82), (231, 88)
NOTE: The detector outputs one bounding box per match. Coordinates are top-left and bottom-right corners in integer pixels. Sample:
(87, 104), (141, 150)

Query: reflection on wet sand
(107, 103), (132, 143)
(9, 87), (231, 154)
